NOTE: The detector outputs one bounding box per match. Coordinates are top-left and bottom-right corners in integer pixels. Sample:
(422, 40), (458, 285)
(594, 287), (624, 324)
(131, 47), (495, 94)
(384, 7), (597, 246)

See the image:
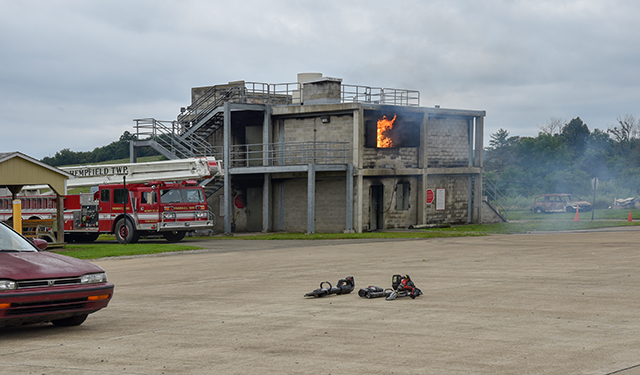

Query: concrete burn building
(131, 73), (489, 234)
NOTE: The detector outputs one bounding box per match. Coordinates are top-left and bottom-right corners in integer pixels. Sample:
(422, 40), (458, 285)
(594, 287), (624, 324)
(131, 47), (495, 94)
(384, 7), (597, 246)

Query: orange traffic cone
(628, 211), (633, 222)
(574, 206), (579, 222)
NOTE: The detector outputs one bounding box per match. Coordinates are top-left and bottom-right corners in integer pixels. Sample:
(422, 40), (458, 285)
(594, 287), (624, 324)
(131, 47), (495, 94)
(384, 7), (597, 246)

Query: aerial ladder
(60, 157), (221, 190)
(22, 157), (222, 193)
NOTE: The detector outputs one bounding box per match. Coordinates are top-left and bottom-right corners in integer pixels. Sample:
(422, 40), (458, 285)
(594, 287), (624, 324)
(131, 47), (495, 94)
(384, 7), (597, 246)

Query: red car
(0, 222), (114, 327)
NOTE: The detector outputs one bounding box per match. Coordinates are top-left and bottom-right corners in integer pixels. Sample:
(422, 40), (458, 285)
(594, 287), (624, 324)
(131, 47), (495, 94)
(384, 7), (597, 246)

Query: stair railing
(483, 176), (509, 218)
(133, 118), (217, 159)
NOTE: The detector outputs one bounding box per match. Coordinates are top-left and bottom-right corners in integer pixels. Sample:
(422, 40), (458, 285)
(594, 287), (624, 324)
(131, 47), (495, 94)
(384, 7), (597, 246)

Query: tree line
(484, 115), (640, 201)
(41, 131), (159, 166)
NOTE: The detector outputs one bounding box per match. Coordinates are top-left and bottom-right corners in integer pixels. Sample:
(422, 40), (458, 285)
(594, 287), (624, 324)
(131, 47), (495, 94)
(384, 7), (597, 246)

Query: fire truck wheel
(115, 218), (140, 244)
(85, 232), (100, 242)
(68, 233), (100, 243)
(163, 230), (186, 242)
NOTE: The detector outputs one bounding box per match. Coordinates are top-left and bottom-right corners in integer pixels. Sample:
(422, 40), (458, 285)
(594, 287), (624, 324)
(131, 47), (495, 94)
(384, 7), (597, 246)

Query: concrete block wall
(280, 115), (354, 165)
(424, 175), (470, 223)
(302, 79), (342, 105)
(362, 147), (419, 169)
(314, 177), (347, 232)
(427, 117), (470, 167)
(361, 176), (419, 230)
(275, 176), (346, 233)
(280, 179), (308, 232)
(281, 115), (352, 143)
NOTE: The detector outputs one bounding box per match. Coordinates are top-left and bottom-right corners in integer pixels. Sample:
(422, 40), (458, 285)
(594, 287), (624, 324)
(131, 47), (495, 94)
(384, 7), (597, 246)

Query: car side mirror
(32, 238), (48, 251)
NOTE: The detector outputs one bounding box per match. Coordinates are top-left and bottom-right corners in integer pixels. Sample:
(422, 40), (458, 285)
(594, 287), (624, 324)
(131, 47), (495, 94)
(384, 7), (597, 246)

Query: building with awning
(0, 152), (72, 243)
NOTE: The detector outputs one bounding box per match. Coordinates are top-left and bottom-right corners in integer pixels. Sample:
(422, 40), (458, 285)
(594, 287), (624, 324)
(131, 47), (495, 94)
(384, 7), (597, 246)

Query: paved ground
(2, 230), (640, 374)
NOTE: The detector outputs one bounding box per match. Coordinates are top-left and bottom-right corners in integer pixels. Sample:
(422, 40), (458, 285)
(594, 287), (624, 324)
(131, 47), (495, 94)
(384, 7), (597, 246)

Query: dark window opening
(113, 189), (129, 204)
(141, 191), (156, 204)
(100, 189), (110, 203)
(396, 182), (410, 210)
(365, 111), (421, 148)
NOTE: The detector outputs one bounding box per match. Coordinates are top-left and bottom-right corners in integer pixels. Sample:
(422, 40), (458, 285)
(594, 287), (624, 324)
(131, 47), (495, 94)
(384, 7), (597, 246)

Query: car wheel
(565, 206), (575, 213)
(534, 207), (544, 213)
(163, 230), (186, 242)
(115, 218), (140, 244)
(51, 314), (88, 327)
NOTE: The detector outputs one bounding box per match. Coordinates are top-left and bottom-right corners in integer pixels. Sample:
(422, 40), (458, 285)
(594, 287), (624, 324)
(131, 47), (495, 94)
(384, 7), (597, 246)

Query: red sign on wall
(426, 189), (434, 204)
(234, 194), (246, 209)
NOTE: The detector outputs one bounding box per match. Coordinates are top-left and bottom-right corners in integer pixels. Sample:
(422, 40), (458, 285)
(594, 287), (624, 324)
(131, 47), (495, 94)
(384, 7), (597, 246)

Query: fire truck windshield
(160, 188), (204, 204)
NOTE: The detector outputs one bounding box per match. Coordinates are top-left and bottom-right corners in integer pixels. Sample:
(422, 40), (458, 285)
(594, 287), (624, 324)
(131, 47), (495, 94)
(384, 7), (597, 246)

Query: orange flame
(377, 114), (396, 148)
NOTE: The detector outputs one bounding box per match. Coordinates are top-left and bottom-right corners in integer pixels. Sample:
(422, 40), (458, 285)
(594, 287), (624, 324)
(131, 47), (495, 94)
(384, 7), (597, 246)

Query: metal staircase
(131, 87), (244, 197)
(133, 118), (222, 160)
(483, 177), (509, 222)
(200, 174), (224, 197)
(133, 85), (259, 161)
(175, 86), (237, 141)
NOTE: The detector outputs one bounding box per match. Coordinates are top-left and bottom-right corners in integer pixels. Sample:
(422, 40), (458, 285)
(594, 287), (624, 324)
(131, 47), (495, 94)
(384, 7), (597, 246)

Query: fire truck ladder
(59, 157), (222, 189)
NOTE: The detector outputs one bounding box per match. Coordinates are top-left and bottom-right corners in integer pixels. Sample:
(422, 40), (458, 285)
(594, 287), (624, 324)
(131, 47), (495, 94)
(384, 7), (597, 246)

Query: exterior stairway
(131, 86), (240, 197)
(482, 177), (508, 222)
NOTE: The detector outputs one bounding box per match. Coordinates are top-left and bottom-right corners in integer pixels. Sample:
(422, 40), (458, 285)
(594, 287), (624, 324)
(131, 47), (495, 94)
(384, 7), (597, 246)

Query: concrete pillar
(353, 108), (364, 233)
(345, 164), (354, 232)
(263, 174), (271, 232)
(474, 116), (484, 223)
(223, 102), (232, 234)
(468, 118), (475, 223)
(129, 141), (137, 163)
(262, 106), (272, 232)
(355, 171), (363, 233)
(307, 163), (316, 234)
(419, 112), (429, 225)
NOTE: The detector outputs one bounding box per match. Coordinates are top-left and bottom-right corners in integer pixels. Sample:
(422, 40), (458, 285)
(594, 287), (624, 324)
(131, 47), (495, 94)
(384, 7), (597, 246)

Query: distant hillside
(41, 131), (160, 167)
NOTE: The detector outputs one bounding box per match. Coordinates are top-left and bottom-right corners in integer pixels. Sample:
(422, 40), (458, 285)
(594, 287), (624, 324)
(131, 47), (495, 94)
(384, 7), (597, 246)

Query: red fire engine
(0, 158), (220, 243)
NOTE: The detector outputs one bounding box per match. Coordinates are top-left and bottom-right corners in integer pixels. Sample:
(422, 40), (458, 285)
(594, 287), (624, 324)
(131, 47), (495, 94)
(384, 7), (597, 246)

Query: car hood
(0, 252), (104, 280)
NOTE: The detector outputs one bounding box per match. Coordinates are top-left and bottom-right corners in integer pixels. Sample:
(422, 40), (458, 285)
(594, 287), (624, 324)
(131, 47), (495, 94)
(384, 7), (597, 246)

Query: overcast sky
(1, 0), (639, 160)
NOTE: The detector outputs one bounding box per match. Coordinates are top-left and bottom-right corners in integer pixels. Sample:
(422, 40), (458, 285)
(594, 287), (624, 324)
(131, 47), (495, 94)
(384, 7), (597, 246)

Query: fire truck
(0, 157), (221, 243)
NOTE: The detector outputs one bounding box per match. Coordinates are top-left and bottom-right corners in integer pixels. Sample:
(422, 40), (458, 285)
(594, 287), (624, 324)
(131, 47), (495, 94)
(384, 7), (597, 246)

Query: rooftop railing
(341, 85), (420, 107)
(180, 81), (420, 112)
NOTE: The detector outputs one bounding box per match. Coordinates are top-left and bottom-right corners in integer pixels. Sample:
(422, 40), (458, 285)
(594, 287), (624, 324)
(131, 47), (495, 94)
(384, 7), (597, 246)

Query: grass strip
(53, 243), (202, 259)
(211, 231), (483, 240)
(425, 220), (640, 234)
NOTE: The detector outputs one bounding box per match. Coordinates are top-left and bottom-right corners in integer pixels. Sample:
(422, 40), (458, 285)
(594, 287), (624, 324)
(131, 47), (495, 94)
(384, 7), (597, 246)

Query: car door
(137, 190), (159, 228)
(98, 188), (113, 232)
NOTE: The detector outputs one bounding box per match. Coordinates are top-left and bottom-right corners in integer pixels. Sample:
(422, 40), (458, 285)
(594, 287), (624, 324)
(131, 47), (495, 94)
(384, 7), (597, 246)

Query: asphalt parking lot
(2, 230), (640, 375)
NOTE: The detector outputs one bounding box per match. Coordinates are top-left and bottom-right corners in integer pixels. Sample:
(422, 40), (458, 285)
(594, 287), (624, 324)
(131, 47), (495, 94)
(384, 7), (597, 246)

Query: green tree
(561, 117), (590, 156)
(41, 131), (159, 166)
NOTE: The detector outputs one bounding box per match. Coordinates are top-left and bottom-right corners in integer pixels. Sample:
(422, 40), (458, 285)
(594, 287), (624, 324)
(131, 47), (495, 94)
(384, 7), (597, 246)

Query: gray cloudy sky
(1, 0), (639, 160)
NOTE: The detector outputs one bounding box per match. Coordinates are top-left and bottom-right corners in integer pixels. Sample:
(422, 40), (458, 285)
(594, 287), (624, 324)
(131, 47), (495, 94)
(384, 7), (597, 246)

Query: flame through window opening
(377, 114), (397, 148)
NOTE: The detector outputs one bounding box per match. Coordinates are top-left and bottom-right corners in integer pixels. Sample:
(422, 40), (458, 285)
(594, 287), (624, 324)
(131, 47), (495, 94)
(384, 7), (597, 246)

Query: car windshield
(566, 195), (582, 202)
(0, 222), (38, 252)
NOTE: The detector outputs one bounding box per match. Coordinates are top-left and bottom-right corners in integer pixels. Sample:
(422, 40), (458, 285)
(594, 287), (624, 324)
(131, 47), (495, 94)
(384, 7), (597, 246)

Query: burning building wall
(180, 73), (487, 233)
